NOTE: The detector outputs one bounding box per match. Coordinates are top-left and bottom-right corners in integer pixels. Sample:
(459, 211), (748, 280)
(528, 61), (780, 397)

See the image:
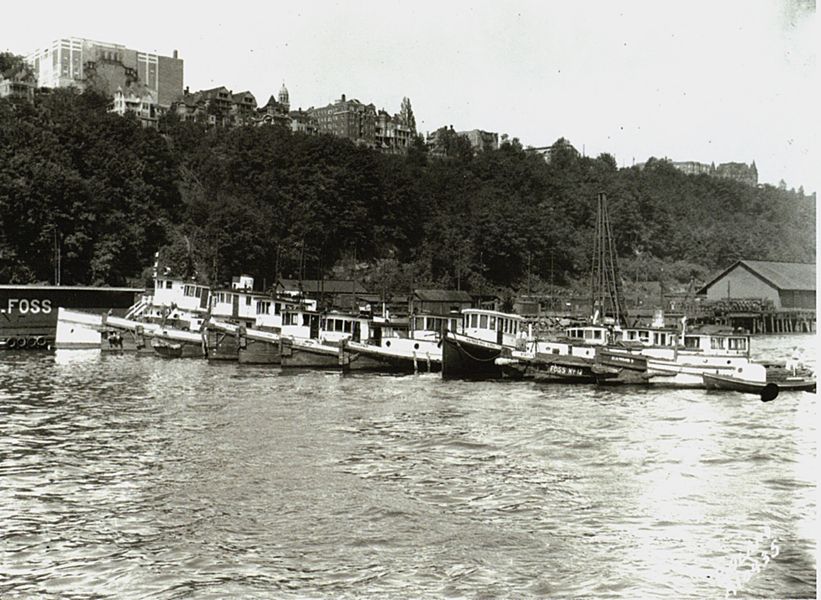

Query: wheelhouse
(410, 314), (461, 341)
(681, 333), (750, 356)
(319, 312), (372, 344)
(619, 327), (678, 347)
(461, 309), (526, 347)
(280, 305), (322, 340)
(563, 325), (610, 346)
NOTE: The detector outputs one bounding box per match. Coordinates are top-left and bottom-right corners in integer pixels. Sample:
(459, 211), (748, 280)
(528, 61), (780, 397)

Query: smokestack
(173, 49), (178, 59)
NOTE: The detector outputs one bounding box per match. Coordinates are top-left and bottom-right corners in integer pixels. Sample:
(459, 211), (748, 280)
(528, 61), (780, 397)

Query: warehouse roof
(698, 260), (816, 294)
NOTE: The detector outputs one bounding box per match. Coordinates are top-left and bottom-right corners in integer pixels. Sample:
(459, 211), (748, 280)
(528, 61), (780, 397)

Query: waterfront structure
(25, 37), (183, 108)
(698, 260), (815, 310)
(275, 278), (368, 311)
(409, 289), (473, 316)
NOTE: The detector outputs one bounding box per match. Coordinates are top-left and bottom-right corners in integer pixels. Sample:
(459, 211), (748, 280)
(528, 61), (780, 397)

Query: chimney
(341, 93), (346, 102)
(173, 49), (179, 59)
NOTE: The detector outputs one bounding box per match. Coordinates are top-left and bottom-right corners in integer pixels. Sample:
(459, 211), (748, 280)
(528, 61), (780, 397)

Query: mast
(590, 192), (626, 326)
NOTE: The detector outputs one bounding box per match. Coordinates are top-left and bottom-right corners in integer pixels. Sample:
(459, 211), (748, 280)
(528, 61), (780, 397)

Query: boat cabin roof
(461, 308), (524, 321)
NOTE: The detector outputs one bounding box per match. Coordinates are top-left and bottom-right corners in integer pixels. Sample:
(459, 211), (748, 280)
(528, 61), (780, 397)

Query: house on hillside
(697, 260), (815, 309)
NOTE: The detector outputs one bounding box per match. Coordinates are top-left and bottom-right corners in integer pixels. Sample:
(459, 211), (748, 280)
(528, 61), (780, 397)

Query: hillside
(1, 90), (815, 293)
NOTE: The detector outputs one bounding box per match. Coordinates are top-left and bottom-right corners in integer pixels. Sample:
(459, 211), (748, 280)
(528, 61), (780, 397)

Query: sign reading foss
(2, 299), (53, 314)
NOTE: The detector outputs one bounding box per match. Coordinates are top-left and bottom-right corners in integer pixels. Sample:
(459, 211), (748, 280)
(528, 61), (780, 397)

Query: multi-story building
(715, 161), (758, 186)
(172, 86), (257, 127)
(111, 85), (158, 127)
(25, 37), (183, 108)
(308, 94), (378, 146)
(671, 161), (713, 176)
(634, 157), (758, 186)
(375, 109), (414, 154)
(527, 139), (581, 163)
(0, 76), (35, 102)
(457, 129), (499, 152)
(254, 84), (291, 128)
(289, 109), (319, 135)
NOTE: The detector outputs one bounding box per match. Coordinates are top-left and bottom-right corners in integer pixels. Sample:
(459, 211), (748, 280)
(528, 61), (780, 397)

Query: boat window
(245, 296), (252, 306)
(470, 314), (478, 328)
(302, 314), (311, 327)
(513, 321), (518, 334)
(627, 331), (637, 340)
(450, 319), (458, 332)
(594, 330), (602, 339)
(653, 333), (660, 345)
(479, 315), (488, 329)
(344, 320), (352, 333)
(639, 330), (650, 342)
(275, 303), (281, 315)
(710, 337), (726, 350)
(684, 336), (700, 348)
(584, 329), (594, 340)
(728, 337), (747, 350)
(165, 280), (172, 289)
(490, 317), (497, 331)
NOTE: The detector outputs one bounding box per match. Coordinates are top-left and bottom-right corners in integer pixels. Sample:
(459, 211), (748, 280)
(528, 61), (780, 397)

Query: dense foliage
(1, 90), (815, 294)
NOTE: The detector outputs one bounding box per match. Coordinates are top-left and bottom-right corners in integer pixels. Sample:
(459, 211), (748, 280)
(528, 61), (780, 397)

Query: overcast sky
(3, 0), (817, 191)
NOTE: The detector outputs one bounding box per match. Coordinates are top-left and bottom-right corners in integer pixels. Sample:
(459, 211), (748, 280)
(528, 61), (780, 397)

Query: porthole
(385, 341), (391, 347)
(414, 343), (419, 350)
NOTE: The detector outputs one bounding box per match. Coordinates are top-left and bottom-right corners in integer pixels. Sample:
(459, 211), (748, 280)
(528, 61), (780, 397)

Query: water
(0, 335), (816, 599)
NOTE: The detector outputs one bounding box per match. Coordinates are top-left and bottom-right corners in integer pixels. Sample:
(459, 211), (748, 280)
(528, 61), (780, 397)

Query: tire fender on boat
(760, 383), (779, 403)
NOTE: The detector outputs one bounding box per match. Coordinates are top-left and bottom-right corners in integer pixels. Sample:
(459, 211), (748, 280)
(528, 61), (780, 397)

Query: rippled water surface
(0, 335), (816, 598)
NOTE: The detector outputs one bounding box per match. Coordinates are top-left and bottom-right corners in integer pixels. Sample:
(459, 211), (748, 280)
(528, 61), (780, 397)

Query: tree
(399, 97), (416, 133)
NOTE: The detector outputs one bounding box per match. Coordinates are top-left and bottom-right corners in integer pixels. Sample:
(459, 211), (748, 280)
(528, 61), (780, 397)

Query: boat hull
(703, 372), (816, 394)
(343, 341), (441, 373)
(2, 285), (141, 350)
(280, 338), (341, 369)
(152, 340), (203, 359)
(442, 333), (504, 379)
(205, 329), (239, 361)
(239, 337), (281, 365)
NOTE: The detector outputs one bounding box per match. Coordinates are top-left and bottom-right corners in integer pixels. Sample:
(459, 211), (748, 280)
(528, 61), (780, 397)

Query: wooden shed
(410, 289), (473, 316)
(697, 260), (815, 309)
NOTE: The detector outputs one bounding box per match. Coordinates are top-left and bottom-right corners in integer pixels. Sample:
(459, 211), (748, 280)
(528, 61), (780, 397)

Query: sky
(3, 0), (817, 191)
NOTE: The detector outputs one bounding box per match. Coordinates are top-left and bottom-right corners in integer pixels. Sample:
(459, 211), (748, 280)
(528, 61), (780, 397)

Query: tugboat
(342, 312), (453, 373)
(441, 308), (528, 378)
(2, 284), (142, 350)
